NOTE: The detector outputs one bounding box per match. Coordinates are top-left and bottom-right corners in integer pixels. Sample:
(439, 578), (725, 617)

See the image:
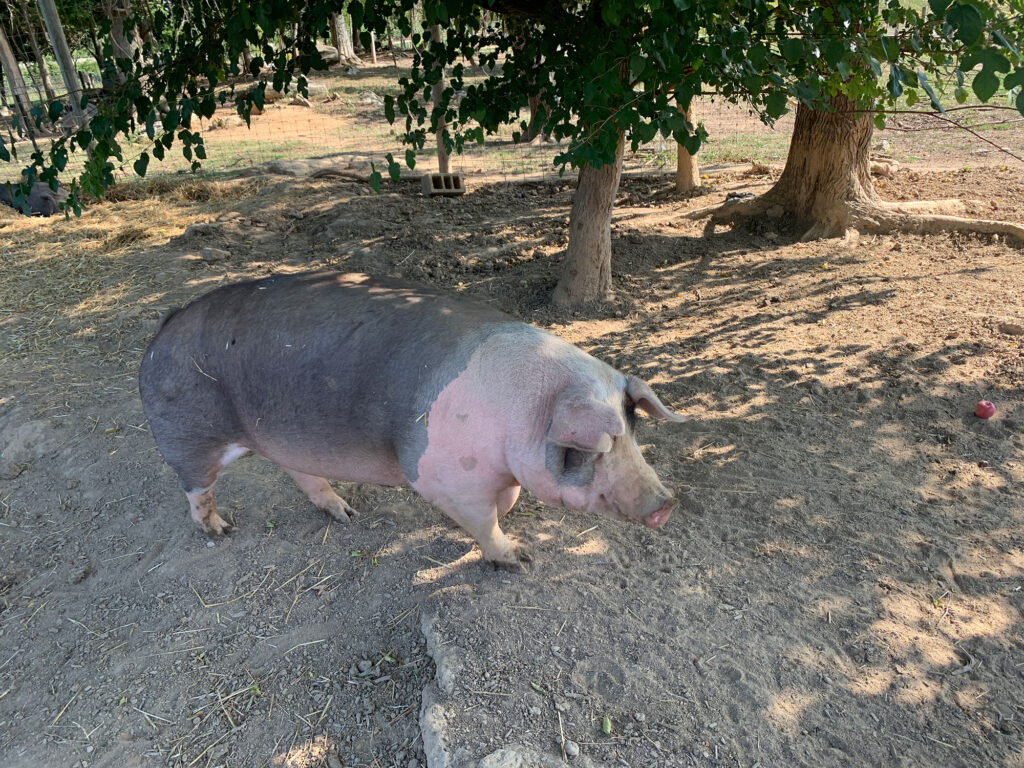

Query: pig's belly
(249, 438), (408, 488)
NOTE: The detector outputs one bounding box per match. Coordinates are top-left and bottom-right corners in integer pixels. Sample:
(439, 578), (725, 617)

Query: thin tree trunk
(36, 0), (84, 117)
(429, 24), (449, 175)
(18, 0), (55, 101)
(675, 102), (699, 192)
(553, 133), (626, 305)
(0, 23), (37, 144)
(369, 31), (377, 64)
(104, 0), (140, 75)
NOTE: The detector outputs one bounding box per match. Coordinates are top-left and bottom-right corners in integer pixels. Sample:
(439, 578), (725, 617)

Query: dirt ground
(1, 141), (1024, 768)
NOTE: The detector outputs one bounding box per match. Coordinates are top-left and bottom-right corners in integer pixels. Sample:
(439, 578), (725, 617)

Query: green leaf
(1005, 69), (1024, 91)
(765, 90), (788, 118)
(928, 0), (951, 16)
(874, 113), (886, 130)
(405, 148), (416, 169)
(888, 66), (904, 99)
(0, 136), (9, 163)
(917, 72), (944, 112)
(48, 101), (64, 122)
(946, 3), (984, 47)
(972, 67), (999, 102)
(386, 153), (401, 182)
(954, 86), (969, 103)
(384, 95), (395, 124)
(781, 39), (803, 63)
(133, 152), (149, 177)
(629, 53), (647, 81)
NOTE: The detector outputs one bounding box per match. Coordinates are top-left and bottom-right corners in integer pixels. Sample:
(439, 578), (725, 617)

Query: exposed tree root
(680, 193), (1024, 244)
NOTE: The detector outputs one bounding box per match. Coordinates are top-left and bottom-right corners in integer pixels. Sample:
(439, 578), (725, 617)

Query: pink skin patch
(643, 498), (678, 529)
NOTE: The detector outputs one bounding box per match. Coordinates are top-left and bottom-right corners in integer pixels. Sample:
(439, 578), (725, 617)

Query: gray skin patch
(545, 443), (598, 487)
(139, 272), (523, 490)
(0, 182), (62, 216)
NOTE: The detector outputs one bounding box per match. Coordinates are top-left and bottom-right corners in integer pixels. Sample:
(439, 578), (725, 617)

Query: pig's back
(142, 272), (519, 484)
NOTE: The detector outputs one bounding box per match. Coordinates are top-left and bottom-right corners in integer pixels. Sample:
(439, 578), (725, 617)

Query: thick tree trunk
(675, 102), (699, 192)
(761, 93), (878, 237)
(331, 13), (360, 66)
(553, 133), (626, 306)
(684, 93), (1024, 243)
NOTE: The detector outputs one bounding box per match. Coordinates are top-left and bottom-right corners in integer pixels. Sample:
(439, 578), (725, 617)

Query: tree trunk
(553, 133), (625, 306)
(36, 0), (85, 118)
(331, 13), (359, 66)
(675, 102), (699, 192)
(429, 24), (449, 175)
(0, 22), (36, 142)
(18, 0), (55, 101)
(104, 0), (141, 76)
(760, 93), (878, 237)
(685, 92), (1024, 243)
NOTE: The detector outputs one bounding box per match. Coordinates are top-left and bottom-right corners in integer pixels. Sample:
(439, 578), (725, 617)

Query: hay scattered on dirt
(103, 175), (269, 203)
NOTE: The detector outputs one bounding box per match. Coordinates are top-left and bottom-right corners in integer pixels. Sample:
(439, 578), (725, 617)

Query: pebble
(634, 712), (646, 722)
(564, 740), (580, 757)
(357, 659), (373, 673)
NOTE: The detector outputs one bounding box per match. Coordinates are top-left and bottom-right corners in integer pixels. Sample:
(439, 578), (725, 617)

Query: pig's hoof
(202, 512), (235, 536)
(490, 547), (532, 573)
(321, 497), (357, 522)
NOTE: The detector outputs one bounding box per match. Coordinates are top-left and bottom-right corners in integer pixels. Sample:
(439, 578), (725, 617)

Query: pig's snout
(643, 497), (677, 529)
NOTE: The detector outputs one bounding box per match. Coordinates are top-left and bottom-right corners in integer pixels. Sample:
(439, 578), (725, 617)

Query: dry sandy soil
(1, 149), (1023, 768)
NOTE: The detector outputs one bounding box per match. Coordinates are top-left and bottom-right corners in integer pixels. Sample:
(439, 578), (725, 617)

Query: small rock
(634, 712), (646, 722)
(357, 659), (373, 673)
(563, 740), (580, 758)
(201, 247), (231, 263)
(327, 751), (343, 768)
(998, 322), (1023, 336)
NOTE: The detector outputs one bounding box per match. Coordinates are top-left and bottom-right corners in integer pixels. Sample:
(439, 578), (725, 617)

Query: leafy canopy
(2, 0), (1022, 212)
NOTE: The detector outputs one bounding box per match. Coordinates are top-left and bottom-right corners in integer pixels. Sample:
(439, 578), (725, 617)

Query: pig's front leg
(444, 500), (529, 570)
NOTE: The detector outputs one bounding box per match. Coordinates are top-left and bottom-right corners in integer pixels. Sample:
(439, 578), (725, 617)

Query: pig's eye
(563, 447), (596, 474)
(564, 448), (586, 472)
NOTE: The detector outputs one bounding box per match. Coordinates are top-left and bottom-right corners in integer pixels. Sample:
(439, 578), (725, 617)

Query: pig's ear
(627, 376), (686, 422)
(547, 388), (625, 453)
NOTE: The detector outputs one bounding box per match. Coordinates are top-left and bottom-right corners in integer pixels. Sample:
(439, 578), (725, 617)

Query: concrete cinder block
(421, 173), (466, 197)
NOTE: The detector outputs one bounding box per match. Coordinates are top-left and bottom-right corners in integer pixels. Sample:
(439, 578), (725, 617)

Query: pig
(0, 181), (66, 217)
(138, 272), (684, 569)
